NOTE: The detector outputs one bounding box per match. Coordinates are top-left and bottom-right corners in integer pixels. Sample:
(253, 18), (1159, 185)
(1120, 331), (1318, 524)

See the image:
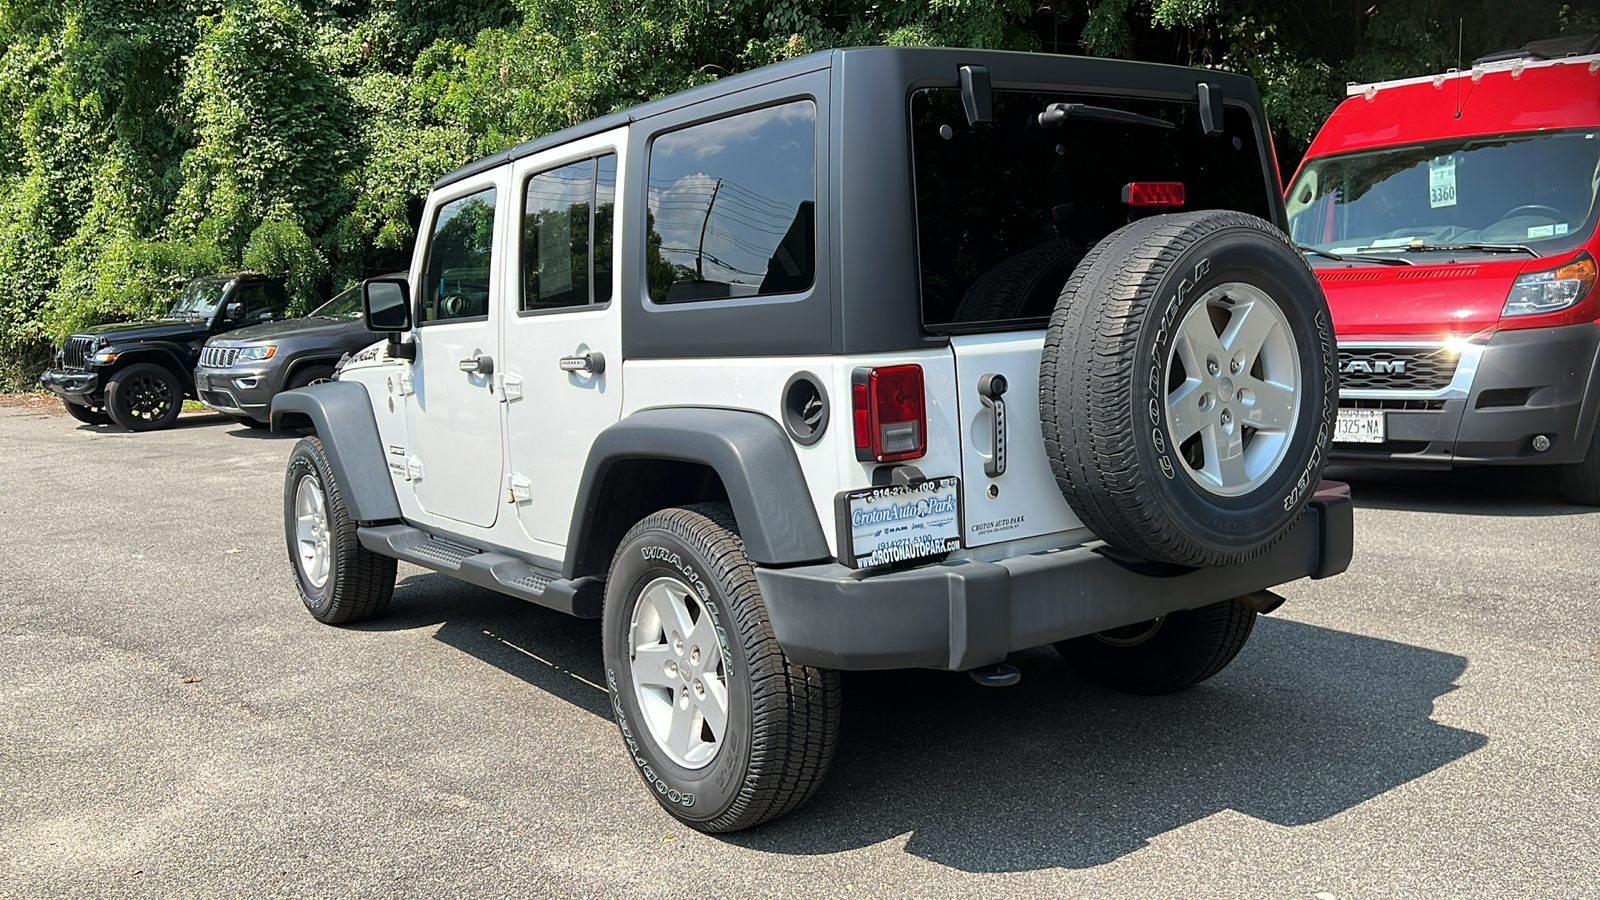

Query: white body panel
(622, 352), (962, 561)
(949, 332), (1085, 547)
(405, 169), (510, 529)
(502, 130), (627, 548)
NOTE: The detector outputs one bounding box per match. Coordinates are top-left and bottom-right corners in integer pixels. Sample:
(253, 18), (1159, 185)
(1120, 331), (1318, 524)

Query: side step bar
(356, 524), (603, 618)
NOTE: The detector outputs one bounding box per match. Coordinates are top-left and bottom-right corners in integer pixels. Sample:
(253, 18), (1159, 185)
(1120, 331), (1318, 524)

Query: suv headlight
(235, 345), (276, 362)
(1502, 252), (1596, 317)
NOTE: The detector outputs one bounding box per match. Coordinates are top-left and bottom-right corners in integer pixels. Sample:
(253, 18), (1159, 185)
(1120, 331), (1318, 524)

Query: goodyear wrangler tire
(601, 503), (841, 832)
(1040, 211), (1337, 567)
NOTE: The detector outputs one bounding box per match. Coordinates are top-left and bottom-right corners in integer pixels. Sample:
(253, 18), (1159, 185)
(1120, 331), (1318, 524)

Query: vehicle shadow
(360, 572), (1485, 873)
(1330, 463), (1594, 517)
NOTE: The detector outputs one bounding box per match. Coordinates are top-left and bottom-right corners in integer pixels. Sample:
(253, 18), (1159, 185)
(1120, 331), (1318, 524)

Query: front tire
(283, 436), (396, 624)
(601, 503), (841, 832)
(106, 363), (183, 431)
(1559, 424), (1600, 505)
(1053, 599), (1257, 695)
(62, 399), (112, 426)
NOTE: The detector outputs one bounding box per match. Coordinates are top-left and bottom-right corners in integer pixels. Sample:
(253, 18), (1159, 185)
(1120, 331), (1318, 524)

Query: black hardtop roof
(431, 46), (1261, 192)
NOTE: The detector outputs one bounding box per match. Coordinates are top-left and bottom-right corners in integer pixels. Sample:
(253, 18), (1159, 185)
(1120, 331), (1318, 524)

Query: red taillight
(1122, 181), (1186, 207)
(852, 365), (926, 463)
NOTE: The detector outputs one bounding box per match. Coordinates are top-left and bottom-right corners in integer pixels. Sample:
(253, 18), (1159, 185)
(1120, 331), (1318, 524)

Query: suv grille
(61, 336), (95, 371)
(1338, 348), (1459, 391)
(200, 346), (240, 368)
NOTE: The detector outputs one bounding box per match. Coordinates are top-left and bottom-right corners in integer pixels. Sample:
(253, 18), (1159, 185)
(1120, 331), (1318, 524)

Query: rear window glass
(912, 89), (1272, 331)
(646, 100), (816, 304)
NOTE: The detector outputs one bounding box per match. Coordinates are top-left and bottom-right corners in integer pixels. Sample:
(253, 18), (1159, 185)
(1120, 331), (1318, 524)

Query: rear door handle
(559, 352), (605, 374)
(459, 354), (494, 375)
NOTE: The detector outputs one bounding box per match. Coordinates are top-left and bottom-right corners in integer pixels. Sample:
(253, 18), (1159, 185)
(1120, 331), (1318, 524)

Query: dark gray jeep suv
(195, 276), (404, 426)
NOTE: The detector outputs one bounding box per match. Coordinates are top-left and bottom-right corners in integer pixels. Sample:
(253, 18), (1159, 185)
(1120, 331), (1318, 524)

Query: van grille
(61, 336), (96, 370)
(200, 346), (240, 368)
(1338, 348), (1459, 391)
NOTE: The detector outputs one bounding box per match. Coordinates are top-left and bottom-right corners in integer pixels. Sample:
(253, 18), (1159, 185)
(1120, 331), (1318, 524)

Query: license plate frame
(837, 476), (962, 569)
(1334, 408), (1386, 444)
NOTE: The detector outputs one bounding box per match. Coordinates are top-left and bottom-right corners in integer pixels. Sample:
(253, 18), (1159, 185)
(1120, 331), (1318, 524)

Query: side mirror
(225, 302), (244, 320)
(361, 278), (415, 361)
(362, 279), (412, 332)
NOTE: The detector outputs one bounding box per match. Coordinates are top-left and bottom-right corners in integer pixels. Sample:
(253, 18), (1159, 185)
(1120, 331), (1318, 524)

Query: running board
(356, 524), (603, 618)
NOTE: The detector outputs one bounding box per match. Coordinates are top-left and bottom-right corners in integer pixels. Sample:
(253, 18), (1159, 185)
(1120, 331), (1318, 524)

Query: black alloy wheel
(106, 363), (184, 432)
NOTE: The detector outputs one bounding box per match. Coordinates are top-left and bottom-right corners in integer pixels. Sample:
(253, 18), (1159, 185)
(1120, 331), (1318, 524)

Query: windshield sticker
(1368, 237), (1415, 248)
(1428, 155), (1457, 209)
(1527, 223), (1570, 239)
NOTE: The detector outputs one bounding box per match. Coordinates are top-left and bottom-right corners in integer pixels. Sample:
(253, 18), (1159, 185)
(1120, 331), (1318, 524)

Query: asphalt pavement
(1, 404), (1596, 898)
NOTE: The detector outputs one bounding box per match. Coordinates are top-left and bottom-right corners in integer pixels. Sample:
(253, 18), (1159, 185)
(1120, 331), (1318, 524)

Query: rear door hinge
(505, 473), (531, 504)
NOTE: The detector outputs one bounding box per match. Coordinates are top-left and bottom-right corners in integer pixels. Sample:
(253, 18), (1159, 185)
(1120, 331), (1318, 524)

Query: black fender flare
(103, 344), (195, 391)
(271, 382), (402, 523)
(565, 407), (831, 575)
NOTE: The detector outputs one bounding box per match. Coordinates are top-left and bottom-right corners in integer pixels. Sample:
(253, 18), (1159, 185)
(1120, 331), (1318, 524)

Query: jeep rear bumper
(756, 482), (1353, 671)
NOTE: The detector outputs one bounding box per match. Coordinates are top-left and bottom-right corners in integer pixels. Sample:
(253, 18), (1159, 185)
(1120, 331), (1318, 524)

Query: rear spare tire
(1040, 211), (1336, 567)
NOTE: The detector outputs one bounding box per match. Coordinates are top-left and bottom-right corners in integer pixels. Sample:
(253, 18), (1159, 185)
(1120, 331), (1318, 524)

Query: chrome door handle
(559, 352), (605, 374)
(978, 373), (1007, 478)
(459, 354), (494, 375)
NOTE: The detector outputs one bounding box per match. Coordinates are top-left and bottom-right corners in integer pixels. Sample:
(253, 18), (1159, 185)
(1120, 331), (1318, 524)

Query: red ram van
(1286, 36), (1600, 501)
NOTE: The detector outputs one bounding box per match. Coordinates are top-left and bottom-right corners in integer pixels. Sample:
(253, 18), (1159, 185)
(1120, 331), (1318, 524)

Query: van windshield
(912, 88), (1273, 331)
(1287, 130), (1600, 256)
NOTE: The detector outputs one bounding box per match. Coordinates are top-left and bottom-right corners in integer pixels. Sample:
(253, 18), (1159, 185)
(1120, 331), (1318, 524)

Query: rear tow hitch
(968, 662), (1022, 687)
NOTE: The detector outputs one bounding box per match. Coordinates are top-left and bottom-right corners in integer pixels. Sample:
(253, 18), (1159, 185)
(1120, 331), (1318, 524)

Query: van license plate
(1334, 409), (1385, 443)
(840, 476), (962, 569)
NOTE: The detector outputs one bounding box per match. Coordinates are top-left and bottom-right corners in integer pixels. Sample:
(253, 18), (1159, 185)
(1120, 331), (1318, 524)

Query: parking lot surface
(1, 404), (1596, 898)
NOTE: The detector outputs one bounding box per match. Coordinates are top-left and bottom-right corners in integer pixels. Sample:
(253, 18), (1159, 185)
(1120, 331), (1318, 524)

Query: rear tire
(601, 503), (841, 832)
(283, 436), (396, 624)
(106, 363), (184, 431)
(1054, 599), (1257, 695)
(1040, 210), (1337, 566)
(62, 399), (111, 426)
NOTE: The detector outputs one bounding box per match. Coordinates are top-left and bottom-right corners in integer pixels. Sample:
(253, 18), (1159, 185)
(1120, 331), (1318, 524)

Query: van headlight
(1502, 252), (1596, 317)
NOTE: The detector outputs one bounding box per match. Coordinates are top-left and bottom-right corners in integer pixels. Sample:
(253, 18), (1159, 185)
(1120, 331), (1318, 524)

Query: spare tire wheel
(950, 239), (1085, 323)
(1039, 210), (1336, 567)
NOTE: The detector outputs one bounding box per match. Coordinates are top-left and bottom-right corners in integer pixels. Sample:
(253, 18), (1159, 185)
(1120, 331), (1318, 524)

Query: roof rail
(1346, 50), (1600, 97)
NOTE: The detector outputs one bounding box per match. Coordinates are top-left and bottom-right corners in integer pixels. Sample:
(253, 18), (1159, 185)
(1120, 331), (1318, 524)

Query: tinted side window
(520, 153), (617, 312)
(912, 89), (1271, 329)
(647, 101), (816, 304)
(421, 187), (497, 323)
(231, 283), (286, 322)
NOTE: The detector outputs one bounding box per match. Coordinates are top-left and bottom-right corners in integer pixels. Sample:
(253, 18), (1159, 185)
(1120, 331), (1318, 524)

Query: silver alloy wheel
(628, 575), (730, 770)
(294, 474), (332, 590)
(1164, 282), (1302, 497)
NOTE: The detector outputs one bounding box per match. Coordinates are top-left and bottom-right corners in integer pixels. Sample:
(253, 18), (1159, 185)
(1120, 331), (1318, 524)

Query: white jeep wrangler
(273, 47), (1352, 832)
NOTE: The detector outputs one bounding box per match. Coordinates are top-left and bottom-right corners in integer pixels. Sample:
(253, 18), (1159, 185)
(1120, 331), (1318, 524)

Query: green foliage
(243, 218), (329, 315)
(0, 0), (1592, 389)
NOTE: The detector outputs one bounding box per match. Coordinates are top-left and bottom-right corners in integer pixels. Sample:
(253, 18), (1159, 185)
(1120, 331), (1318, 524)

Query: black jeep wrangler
(41, 273), (289, 431)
